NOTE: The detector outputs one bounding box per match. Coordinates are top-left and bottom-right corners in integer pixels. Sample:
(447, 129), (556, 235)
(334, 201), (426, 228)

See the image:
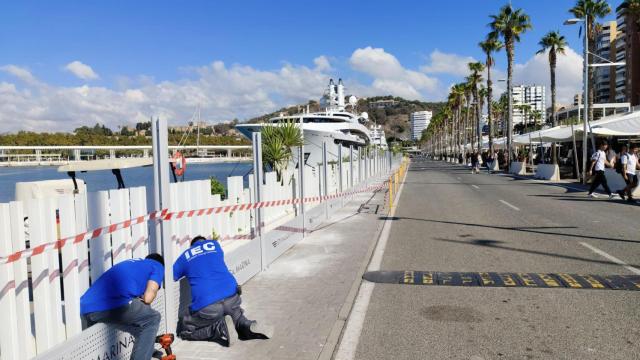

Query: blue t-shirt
(80, 259), (164, 315)
(173, 240), (238, 312)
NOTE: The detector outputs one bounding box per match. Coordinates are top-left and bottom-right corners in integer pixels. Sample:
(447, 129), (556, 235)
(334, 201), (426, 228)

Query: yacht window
(302, 117), (346, 123)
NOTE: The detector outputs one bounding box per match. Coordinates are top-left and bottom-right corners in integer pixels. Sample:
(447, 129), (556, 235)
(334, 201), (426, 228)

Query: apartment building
(615, 3), (640, 106)
(595, 21), (619, 103)
(511, 85), (546, 125)
(410, 111), (432, 141)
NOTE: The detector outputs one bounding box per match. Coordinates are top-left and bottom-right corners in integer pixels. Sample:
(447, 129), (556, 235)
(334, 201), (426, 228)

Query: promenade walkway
(173, 188), (389, 360)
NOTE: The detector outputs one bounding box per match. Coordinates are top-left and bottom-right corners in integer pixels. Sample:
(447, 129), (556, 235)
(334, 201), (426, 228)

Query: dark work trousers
(589, 170), (612, 195)
(84, 298), (161, 360)
(178, 294), (252, 341)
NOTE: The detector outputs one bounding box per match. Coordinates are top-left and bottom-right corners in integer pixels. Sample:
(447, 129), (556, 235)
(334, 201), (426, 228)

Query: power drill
(155, 333), (176, 360)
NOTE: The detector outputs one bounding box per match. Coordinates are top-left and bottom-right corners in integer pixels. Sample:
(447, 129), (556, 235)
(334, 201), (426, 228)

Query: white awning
(587, 111), (640, 136)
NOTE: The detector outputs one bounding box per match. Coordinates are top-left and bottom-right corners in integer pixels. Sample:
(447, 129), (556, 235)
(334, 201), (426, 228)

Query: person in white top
(617, 143), (640, 202)
(587, 141), (617, 199)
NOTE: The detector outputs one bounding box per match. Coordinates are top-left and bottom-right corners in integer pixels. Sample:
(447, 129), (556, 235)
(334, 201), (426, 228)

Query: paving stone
(173, 189), (387, 359)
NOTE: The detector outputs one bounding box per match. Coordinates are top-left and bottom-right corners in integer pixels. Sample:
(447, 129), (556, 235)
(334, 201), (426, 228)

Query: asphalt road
(352, 159), (640, 360)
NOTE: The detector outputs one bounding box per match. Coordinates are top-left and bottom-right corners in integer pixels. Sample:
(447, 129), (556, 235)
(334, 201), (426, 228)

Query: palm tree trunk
(487, 64), (493, 154)
(551, 54), (558, 164)
(466, 97), (473, 154)
(475, 89), (482, 152)
(507, 41), (514, 163)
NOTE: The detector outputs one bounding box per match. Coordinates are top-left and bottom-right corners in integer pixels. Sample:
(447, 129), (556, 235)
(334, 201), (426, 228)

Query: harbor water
(0, 161), (253, 203)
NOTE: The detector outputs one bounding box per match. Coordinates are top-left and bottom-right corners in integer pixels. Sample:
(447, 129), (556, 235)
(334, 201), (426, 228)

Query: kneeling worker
(174, 235), (270, 346)
(80, 254), (165, 360)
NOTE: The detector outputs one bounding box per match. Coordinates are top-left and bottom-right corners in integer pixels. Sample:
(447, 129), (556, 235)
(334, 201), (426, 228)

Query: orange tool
(155, 333), (177, 360)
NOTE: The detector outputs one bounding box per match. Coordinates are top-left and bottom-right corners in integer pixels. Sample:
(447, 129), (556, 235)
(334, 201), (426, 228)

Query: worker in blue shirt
(174, 235), (270, 347)
(80, 253), (165, 360)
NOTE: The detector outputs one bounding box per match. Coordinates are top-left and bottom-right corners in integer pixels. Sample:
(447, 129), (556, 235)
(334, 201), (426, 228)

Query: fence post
(338, 145), (343, 194)
(298, 145), (305, 237)
(151, 117), (176, 334)
(0, 204), (20, 359)
(322, 141), (329, 219)
(251, 132), (266, 270)
(349, 146), (354, 189)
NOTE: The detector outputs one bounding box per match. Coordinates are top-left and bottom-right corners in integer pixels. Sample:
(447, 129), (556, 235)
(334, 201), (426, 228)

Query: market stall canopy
(586, 111), (640, 136)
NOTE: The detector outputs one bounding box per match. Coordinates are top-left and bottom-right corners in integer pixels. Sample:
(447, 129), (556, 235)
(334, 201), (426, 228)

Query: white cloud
(313, 56), (332, 71)
(0, 46), (582, 133)
(349, 46), (440, 100)
(64, 61), (100, 80)
(0, 65), (38, 85)
(490, 47), (583, 106)
(420, 50), (478, 77)
(0, 59), (337, 132)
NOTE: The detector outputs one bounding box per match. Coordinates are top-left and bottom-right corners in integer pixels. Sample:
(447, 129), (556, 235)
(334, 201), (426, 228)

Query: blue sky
(0, 0), (624, 131)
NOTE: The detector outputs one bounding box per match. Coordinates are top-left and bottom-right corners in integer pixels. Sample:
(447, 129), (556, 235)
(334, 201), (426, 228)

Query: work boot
(238, 321), (272, 340)
(207, 316), (236, 347)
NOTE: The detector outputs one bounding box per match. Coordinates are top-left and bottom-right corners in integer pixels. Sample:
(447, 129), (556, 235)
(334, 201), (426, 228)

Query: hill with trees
(247, 96), (446, 142)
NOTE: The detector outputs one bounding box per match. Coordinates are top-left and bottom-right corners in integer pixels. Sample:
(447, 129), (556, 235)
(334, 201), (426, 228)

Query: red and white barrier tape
(0, 182), (387, 265)
(0, 209), (168, 265)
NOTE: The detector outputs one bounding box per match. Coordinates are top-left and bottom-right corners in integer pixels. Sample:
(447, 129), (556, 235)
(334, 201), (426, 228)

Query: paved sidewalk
(173, 188), (388, 360)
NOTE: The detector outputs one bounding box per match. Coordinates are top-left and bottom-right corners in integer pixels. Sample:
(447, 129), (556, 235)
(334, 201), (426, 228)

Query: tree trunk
(487, 61), (493, 154)
(550, 51), (558, 165)
(474, 86), (482, 152)
(466, 95), (473, 153)
(507, 40), (514, 165)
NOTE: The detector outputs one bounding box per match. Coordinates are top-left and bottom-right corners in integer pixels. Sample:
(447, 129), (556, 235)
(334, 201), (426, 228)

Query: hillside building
(410, 111), (432, 141)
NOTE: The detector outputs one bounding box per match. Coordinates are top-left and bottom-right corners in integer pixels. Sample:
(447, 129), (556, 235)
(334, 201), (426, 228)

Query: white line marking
(579, 242), (640, 275)
(471, 185), (479, 189)
(335, 169), (408, 360)
(499, 199), (520, 211)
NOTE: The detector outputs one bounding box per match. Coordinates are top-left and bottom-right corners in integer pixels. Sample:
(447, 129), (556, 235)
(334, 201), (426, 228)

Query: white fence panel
(87, 191), (111, 281)
(0, 204), (21, 360)
(129, 187), (149, 258)
(43, 198), (66, 344)
(108, 189), (133, 264)
(72, 194), (90, 295)
(57, 195), (83, 338)
(25, 199), (61, 353)
(9, 201), (36, 358)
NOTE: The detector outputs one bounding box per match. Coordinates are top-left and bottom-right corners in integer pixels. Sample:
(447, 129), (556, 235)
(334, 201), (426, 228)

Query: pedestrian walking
(616, 144), (640, 203)
(587, 141), (618, 199)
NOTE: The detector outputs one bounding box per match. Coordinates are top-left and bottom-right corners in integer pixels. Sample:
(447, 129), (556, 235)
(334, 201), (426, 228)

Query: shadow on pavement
(432, 237), (640, 269)
(377, 216), (640, 245)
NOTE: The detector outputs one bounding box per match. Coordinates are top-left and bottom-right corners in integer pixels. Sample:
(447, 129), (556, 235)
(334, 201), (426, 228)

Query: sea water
(0, 162), (253, 203)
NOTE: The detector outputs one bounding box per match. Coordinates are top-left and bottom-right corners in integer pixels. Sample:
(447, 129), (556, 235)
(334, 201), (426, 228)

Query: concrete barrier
(604, 169), (640, 197)
(509, 162), (526, 175)
(535, 164), (560, 181)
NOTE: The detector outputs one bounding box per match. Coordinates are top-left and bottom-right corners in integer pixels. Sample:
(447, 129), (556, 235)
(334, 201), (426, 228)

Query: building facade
(410, 111), (432, 141)
(511, 85), (546, 125)
(615, 3), (640, 106)
(595, 21), (619, 103)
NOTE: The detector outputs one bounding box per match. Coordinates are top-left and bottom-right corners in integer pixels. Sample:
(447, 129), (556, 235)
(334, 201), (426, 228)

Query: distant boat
(236, 79), (379, 167)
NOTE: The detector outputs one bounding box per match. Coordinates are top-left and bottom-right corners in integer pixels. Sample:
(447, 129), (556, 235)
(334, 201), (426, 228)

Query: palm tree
(468, 62), (485, 151)
(490, 4), (532, 163)
(538, 31), (567, 164)
(479, 36), (504, 154)
(261, 121), (304, 180)
(622, 0), (640, 27)
(570, 0), (611, 124)
(530, 110), (542, 128)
